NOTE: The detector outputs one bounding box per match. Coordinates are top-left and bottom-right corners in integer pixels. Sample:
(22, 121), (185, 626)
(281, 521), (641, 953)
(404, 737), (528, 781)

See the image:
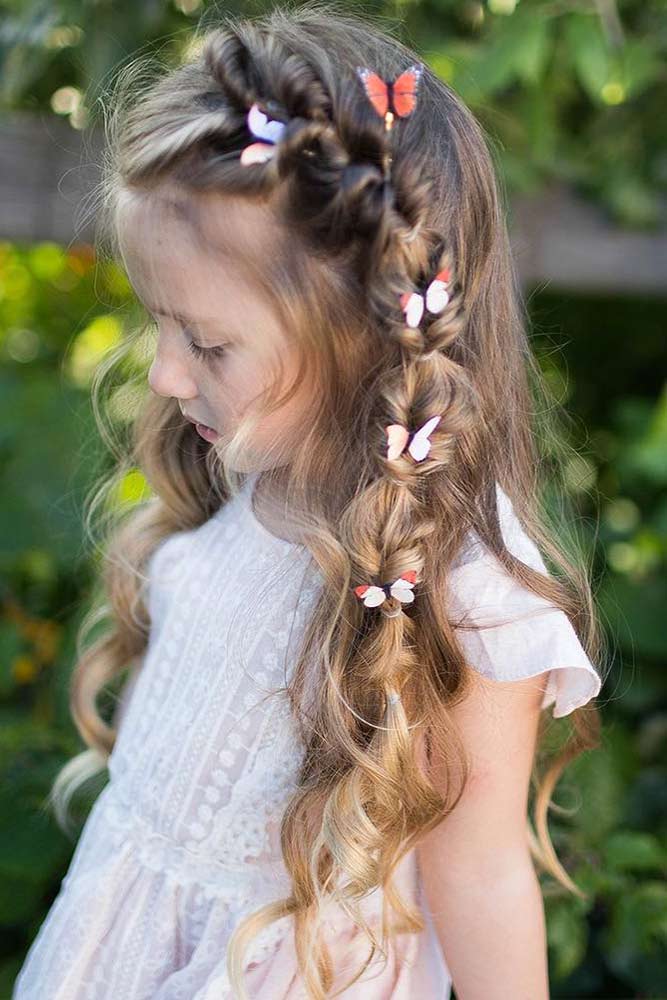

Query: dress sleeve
(446, 485), (603, 718)
(113, 663), (142, 733)
(110, 530), (192, 736)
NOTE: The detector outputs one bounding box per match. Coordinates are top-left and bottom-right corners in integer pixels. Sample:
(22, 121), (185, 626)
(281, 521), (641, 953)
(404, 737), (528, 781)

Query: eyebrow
(142, 302), (220, 328)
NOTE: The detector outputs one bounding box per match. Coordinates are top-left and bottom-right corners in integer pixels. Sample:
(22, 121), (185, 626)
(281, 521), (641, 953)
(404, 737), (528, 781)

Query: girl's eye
(186, 339), (227, 363)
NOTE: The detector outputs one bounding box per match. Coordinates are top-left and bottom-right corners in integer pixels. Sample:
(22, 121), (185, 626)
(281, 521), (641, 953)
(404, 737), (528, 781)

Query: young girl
(14, 5), (606, 999)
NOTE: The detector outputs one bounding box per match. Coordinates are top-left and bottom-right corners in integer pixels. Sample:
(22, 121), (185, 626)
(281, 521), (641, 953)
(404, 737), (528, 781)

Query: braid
(346, 154), (475, 727)
(199, 25), (477, 726)
(198, 25), (435, 282)
(351, 242), (475, 717)
(205, 26), (333, 120)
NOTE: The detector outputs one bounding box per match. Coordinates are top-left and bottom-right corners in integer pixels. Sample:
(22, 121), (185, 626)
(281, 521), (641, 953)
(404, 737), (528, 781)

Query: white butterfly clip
(399, 267), (451, 329)
(240, 102), (286, 166)
(353, 570), (417, 608)
(385, 414), (441, 462)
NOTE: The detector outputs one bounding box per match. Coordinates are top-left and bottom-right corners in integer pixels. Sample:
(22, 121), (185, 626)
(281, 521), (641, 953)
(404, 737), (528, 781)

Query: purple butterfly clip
(240, 102), (286, 166)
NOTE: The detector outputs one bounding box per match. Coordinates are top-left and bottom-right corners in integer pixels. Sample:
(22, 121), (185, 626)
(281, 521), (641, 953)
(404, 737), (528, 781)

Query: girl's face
(116, 187), (315, 473)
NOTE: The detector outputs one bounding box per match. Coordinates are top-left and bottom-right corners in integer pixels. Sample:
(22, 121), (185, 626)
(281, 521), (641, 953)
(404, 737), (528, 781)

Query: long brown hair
(51, 5), (607, 997)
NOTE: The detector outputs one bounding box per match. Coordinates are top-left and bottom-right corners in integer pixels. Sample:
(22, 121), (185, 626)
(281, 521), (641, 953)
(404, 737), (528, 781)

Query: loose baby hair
(50, 4), (608, 997)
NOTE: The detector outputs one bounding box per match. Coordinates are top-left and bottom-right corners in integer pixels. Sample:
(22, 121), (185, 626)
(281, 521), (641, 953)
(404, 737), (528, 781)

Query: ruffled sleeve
(446, 485), (602, 718)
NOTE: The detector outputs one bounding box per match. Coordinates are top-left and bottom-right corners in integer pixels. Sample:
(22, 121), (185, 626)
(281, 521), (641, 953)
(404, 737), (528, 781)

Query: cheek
(215, 356), (264, 416)
(256, 367), (315, 442)
(215, 349), (314, 443)
(222, 348), (287, 404)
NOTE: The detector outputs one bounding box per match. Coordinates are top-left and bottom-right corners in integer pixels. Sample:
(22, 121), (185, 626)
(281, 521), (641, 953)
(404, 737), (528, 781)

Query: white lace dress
(13, 477), (602, 999)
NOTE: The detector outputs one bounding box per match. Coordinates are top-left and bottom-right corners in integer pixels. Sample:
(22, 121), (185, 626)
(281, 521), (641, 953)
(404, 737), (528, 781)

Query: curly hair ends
(50, 4), (607, 999)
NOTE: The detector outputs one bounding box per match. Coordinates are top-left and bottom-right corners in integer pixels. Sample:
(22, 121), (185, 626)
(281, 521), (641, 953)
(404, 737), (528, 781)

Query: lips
(183, 411), (215, 431)
(181, 410), (220, 442)
(195, 424), (219, 442)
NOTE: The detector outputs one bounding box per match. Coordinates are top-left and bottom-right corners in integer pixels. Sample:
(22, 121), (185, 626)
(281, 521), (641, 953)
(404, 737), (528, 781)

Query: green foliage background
(0, 1), (666, 997)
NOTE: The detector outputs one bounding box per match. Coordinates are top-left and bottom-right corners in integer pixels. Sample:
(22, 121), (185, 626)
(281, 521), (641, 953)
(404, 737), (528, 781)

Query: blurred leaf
(628, 384), (667, 484)
(565, 13), (610, 104)
(602, 173), (660, 227)
(547, 896), (590, 980)
(598, 572), (667, 659)
(618, 38), (663, 101)
(0, 873), (46, 926)
(561, 725), (638, 843)
(511, 11), (551, 86)
(0, 2), (61, 106)
(624, 768), (667, 830)
(603, 831), (667, 873)
(604, 882), (667, 994)
(0, 776), (72, 928)
(0, 956), (25, 999)
(459, 6), (553, 95)
(0, 624), (24, 697)
(0, 369), (97, 567)
(516, 84), (558, 167)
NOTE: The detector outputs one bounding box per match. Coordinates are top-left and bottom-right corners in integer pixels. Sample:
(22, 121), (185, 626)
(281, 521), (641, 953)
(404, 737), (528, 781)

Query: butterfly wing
(356, 67), (389, 119)
(240, 142), (277, 166)
(399, 291), (424, 329)
(425, 280), (450, 315)
(407, 414), (441, 462)
(354, 584), (386, 608)
(247, 102), (285, 144)
(385, 424), (410, 461)
(389, 63), (424, 118)
(389, 570), (417, 603)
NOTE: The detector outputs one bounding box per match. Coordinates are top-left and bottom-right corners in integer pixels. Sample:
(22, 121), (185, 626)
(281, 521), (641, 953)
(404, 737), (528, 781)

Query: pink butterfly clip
(353, 570), (418, 608)
(385, 414), (441, 462)
(399, 267), (451, 329)
(240, 102), (286, 166)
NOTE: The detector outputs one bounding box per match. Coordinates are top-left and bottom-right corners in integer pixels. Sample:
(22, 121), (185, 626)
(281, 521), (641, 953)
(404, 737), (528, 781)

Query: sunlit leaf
(565, 13), (610, 103)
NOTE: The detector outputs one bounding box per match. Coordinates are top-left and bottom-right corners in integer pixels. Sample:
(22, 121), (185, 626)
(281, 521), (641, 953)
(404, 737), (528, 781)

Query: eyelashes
(147, 315), (227, 365)
(181, 321), (227, 363)
(185, 339), (227, 363)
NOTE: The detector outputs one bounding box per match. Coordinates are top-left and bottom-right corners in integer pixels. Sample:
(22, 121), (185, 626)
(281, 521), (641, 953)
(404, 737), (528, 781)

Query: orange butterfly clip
(355, 63), (424, 132)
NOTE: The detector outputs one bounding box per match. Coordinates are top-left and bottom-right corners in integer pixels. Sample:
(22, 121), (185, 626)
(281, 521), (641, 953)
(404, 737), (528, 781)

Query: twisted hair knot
(200, 27), (431, 264)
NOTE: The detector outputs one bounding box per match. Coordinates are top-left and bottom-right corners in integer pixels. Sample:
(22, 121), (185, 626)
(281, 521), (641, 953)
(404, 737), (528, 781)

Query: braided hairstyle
(76, 6), (604, 998)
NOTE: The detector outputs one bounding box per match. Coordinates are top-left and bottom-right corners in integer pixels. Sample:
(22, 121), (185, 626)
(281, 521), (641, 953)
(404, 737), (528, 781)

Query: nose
(147, 333), (198, 401)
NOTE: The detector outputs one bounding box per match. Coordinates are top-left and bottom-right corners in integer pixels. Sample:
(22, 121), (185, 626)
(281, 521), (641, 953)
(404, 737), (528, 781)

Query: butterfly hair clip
(355, 63), (424, 132)
(240, 102), (287, 166)
(385, 414), (441, 463)
(353, 569), (417, 609)
(400, 267), (451, 329)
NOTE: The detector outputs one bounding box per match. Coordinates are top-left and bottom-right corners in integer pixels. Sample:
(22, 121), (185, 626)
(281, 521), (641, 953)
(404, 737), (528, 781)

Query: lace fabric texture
(13, 479), (602, 999)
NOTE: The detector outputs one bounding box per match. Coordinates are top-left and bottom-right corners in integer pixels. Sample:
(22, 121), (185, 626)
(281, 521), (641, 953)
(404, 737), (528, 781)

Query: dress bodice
(104, 476), (323, 963)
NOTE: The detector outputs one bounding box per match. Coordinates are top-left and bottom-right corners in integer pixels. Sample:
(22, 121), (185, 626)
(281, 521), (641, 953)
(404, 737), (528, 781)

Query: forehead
(115, 184), (287, 334)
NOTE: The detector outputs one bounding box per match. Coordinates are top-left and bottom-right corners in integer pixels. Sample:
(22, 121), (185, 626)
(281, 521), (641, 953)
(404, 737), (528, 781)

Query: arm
(416, 669), (550, 1000)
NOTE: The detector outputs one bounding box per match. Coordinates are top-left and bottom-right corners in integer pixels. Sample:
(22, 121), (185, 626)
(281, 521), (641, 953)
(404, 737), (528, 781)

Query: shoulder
(446, 483), (602, 718)
(451, 482), (546, 569)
